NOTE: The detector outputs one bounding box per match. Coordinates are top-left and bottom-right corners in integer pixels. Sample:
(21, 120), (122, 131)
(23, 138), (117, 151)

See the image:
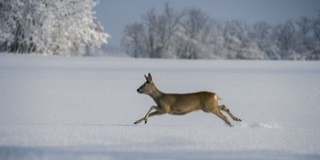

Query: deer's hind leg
(213, 110), (232, 127)
(219, 105), (241, 122)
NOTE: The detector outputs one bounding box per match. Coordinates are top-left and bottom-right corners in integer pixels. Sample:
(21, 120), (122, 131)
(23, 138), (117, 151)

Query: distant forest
(122, 3), (320, 60)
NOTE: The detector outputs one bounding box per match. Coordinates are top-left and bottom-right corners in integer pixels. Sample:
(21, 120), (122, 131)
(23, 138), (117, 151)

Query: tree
(0, 0), (109, 56)
(142, 3), (183, 58)
(272, 21), (296, 60)
(309, 11), (320, 60)
(156, 3), (184, 58)
(177, 8), (212, 59)
(122, 3), (183, 58)
(121, 23), (146, 58)
(221, 21), (246, 59)
(295, 17), (313, 60)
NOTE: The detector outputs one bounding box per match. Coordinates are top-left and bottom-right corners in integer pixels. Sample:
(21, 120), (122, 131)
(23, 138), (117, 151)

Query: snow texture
(0, 53), (320, 159)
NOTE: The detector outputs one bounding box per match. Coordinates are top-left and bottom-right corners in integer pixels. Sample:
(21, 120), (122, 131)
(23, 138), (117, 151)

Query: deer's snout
(137, 88), (143, 93)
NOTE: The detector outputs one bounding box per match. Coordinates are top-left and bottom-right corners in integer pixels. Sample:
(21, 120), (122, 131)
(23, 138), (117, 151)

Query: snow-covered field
(0, 53), (320, 160)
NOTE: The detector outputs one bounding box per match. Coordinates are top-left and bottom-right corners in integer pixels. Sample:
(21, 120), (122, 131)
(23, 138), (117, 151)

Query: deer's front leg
(134, 105), (157, 124)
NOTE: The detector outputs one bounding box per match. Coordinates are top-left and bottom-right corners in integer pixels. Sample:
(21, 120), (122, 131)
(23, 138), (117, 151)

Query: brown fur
(134, 73), (241, 126)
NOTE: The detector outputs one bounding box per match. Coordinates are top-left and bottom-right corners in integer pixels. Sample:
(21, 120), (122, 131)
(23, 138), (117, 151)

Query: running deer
(134, 73), (241, 127)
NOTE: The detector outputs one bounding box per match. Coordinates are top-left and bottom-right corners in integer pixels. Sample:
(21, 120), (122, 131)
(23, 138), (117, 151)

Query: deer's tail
(214, 94), (222, 101)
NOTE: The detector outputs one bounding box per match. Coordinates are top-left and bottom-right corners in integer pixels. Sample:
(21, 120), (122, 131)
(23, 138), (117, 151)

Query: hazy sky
(95, 0), (320, 47)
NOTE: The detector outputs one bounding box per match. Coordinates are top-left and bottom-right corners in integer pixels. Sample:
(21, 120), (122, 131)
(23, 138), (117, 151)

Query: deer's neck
(149, 86), (164, 101)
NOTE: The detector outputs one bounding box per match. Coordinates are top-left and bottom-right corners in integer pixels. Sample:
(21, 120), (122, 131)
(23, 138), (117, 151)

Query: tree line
(122, 3), (320, 60)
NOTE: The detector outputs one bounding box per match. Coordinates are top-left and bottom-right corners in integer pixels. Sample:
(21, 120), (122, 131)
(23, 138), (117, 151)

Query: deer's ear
(144, 74), (149, 82)
(147, 73), (152, 82)
(144, 73), (153, 83)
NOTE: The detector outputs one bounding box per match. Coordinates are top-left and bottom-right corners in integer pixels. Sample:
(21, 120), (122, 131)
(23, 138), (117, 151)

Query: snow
(0, 53), (320, 159)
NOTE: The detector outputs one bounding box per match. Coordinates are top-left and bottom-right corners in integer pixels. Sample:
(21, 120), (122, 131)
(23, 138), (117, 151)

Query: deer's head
(137, 73), (155, 95)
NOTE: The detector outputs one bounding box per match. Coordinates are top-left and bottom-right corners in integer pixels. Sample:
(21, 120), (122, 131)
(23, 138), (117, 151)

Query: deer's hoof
(226, 122), (233, 127)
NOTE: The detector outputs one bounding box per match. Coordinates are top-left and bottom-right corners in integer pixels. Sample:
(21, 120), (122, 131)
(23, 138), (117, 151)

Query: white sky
(95, 0), (320, 47)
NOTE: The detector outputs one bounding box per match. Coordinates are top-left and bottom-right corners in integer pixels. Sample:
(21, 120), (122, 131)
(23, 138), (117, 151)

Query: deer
(134, 73), (242, 127)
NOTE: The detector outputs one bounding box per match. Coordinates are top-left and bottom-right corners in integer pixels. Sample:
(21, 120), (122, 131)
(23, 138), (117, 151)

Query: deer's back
(157, 91), (217, 114)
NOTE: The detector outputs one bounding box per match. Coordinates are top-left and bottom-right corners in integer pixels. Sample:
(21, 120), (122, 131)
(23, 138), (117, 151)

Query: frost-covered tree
(156, 3), (183, 58)
(122, 3), (183, 58)
(309, 12), (320, 60)
(122, 23), (146, 58)
(220, 21), (245, 59)
(143, 3), (183, 58)
(295, 17), (313, 60)
(272, 21), (297, 60)
(177, 8), (213, 59)
(0, 0), (108, 56)
(248, 22), (278, 59)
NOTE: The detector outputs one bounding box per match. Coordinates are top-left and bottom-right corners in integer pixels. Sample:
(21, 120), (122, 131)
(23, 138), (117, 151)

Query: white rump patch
(214, 95), (221, 101)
